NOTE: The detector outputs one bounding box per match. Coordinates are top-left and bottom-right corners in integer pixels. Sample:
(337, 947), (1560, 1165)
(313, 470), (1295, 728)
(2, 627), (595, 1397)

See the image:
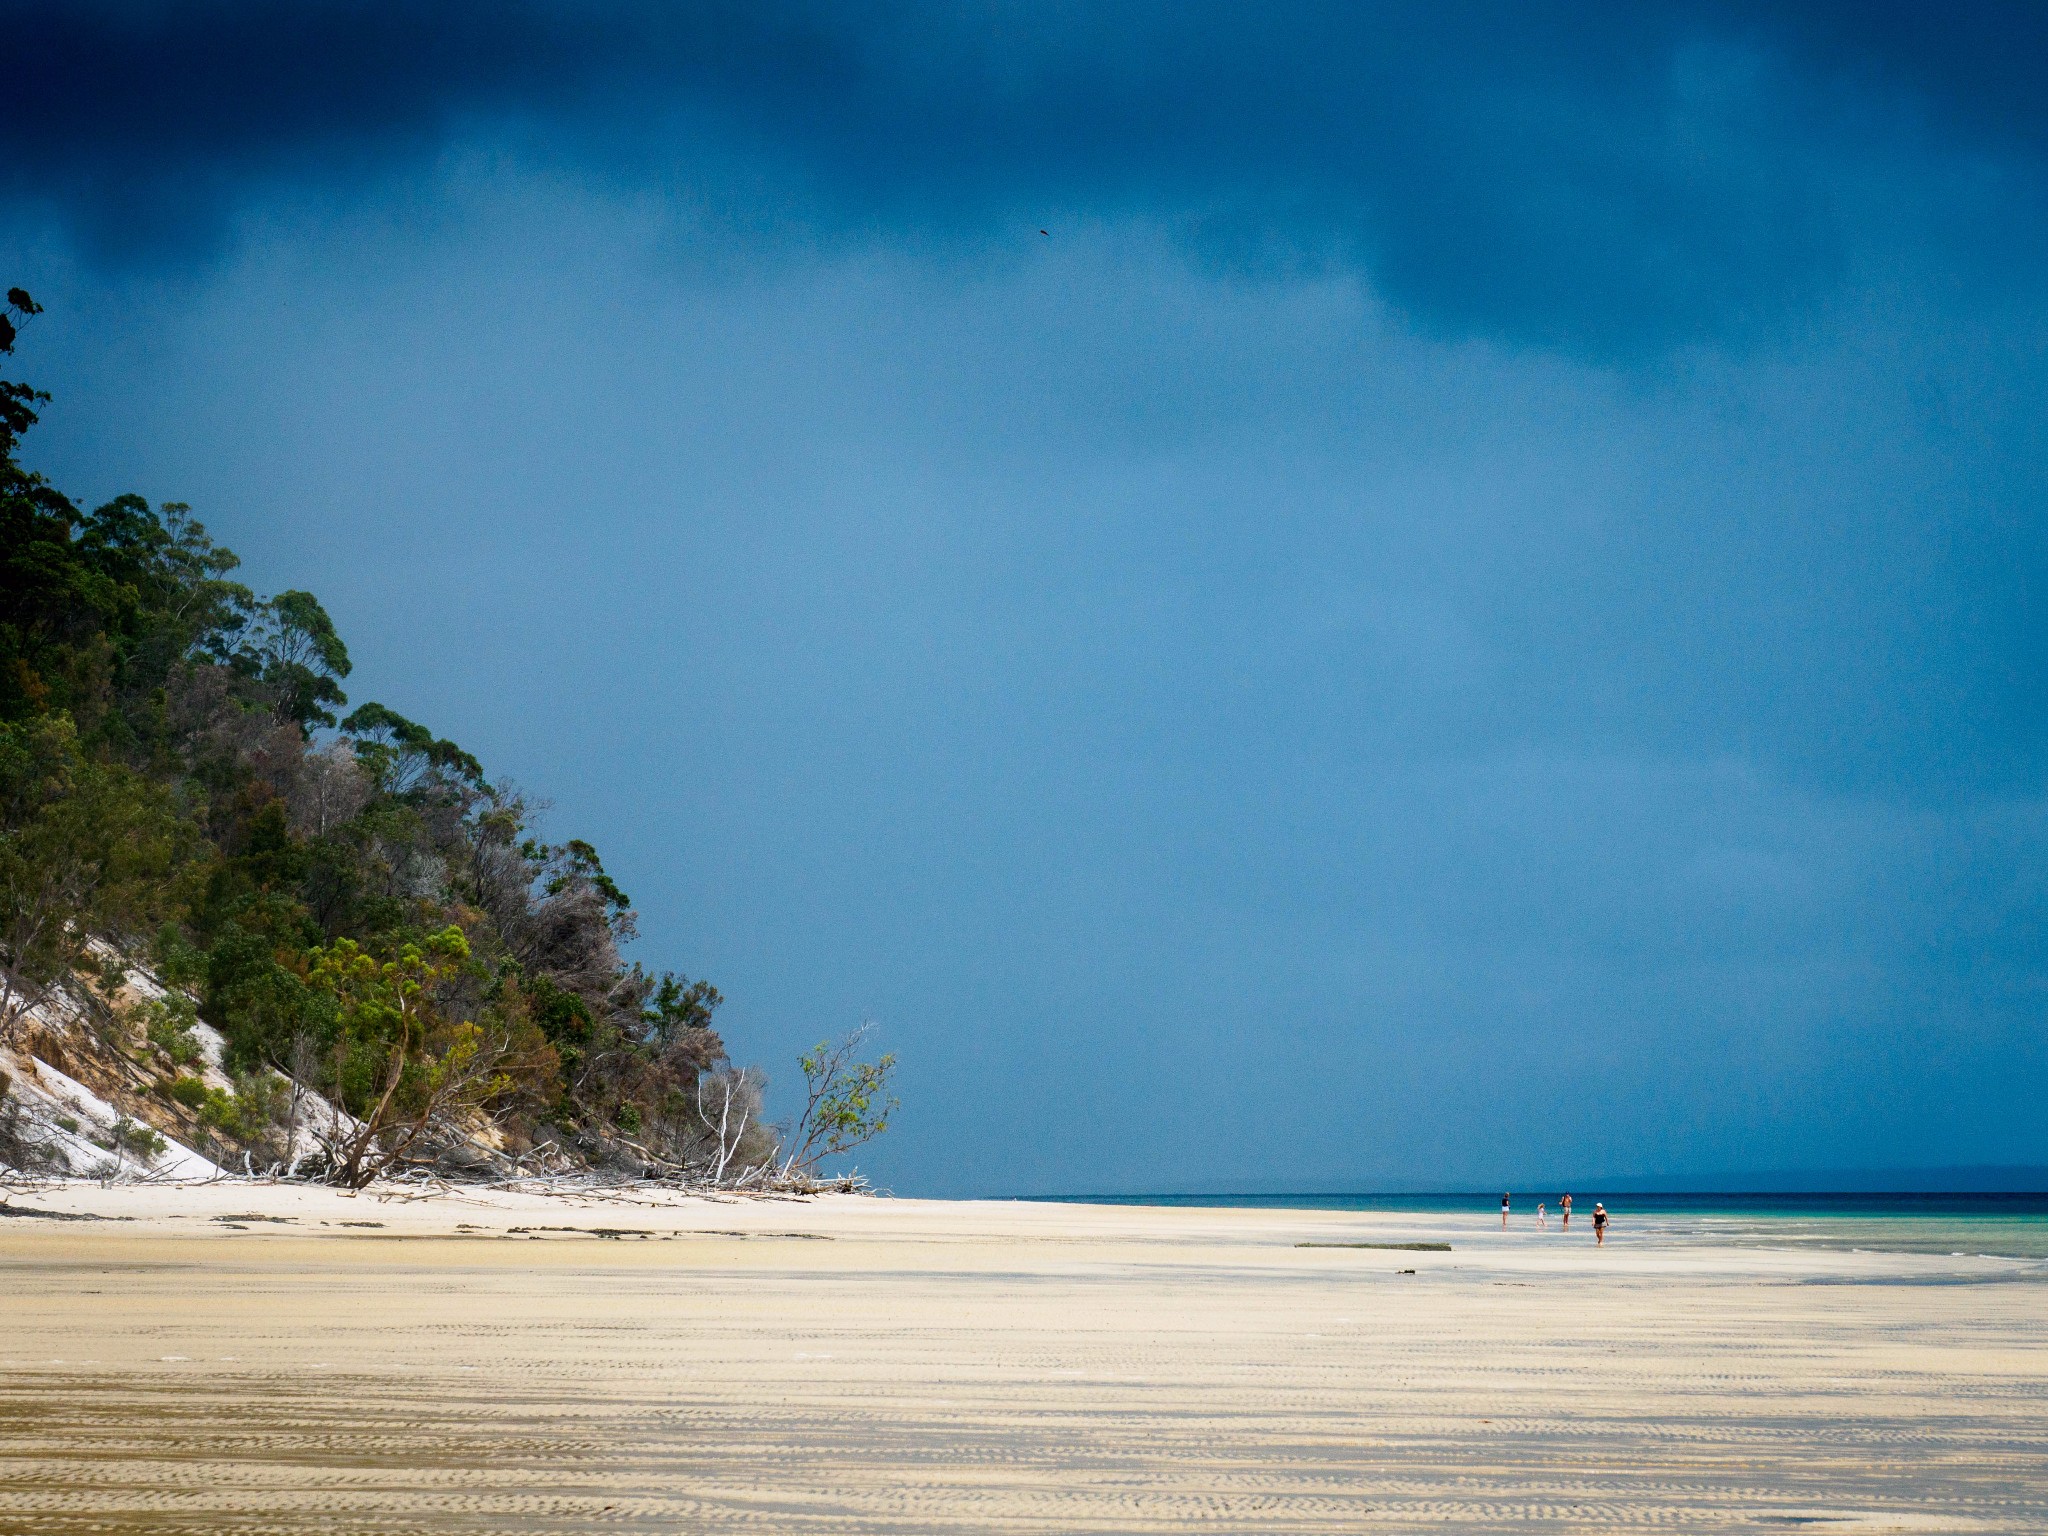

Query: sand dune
(1, 1185), (2044, 1533)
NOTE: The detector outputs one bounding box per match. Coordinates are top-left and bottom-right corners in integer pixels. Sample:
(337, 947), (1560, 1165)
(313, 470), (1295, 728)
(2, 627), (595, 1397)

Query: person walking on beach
(1560, 1193), (1572, 1229)
(1501, 1192), (1511, 1228)
(1536, 1201), (1546, 1228)
(1593, 1202), (1608, 1245)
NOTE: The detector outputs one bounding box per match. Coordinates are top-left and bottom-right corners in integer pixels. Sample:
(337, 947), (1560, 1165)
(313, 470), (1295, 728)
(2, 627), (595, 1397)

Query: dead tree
(696, 1066), (765, 1185)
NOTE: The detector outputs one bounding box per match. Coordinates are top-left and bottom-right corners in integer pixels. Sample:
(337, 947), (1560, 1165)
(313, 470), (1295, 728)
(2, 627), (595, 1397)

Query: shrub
(109, 1116), (166, 1161)
(145, 996), (205, 1067)
(197, 1074), (286, 1144)
(166, 1075), (208, 1109)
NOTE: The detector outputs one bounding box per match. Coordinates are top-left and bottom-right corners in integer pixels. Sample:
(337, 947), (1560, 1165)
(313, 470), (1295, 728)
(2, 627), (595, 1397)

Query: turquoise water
(1021, 1192), (2048, 1260)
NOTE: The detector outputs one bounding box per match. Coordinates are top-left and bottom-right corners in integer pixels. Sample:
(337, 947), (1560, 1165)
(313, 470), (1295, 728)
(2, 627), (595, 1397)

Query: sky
(5, 1), (2047, 1193)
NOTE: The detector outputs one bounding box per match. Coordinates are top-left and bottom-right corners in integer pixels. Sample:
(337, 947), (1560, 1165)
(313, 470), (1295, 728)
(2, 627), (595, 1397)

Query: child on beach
(1536, 1202), (1546, 1228)
(1593, 1203), (1608, 1245)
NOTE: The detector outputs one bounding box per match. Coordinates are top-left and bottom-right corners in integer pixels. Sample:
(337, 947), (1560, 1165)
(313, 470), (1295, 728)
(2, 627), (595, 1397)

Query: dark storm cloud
(10, 1), (2047, 356)
(1742, 0), (2048, 154)
(11, 5), (2048, 1189)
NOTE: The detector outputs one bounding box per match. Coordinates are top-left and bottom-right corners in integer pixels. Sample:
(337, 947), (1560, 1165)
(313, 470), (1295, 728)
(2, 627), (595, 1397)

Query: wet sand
(2, 1184), (2045, 1533)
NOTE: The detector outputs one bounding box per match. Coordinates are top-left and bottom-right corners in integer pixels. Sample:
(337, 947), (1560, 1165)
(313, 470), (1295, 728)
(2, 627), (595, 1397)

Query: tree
(304, 926), (513, 1187)
(0, 713), (189, 1035)
(784, 1024), (898, 1175)
(547, 837), (631, 920)
(0, 288), (108, 727)
(251, 589), (351, 729)
(642, 970), (721, 1042)
(340, 701), (483, 796)
(77, 496), (256, 669)
(0, 287), (39, 360)
(0, 290), (45, 464)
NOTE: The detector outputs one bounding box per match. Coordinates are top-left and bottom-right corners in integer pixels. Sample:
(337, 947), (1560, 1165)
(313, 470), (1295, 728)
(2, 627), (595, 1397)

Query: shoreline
(5, 1174), (2046, 1268)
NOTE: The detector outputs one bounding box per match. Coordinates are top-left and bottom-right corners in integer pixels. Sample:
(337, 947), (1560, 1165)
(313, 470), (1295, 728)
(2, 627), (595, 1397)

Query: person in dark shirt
(1593, 1202), (1608, 1245)
(1500, 1192), (1510, 1228)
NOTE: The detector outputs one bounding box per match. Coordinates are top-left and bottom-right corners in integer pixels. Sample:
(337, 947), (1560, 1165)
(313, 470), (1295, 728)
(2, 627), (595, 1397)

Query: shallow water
(1036, 1191), (2048, 1259)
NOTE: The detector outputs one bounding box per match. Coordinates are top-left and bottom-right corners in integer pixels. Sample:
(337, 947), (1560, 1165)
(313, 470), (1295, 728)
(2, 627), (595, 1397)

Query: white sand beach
(2, 1184), (2044, 1533)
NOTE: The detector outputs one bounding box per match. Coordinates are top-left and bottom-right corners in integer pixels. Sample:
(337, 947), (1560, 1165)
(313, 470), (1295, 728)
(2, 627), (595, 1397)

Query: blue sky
(7, 2), (2047, 1192)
